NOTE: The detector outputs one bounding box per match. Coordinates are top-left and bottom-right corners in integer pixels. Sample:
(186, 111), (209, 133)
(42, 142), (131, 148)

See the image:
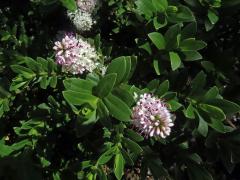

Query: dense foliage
(1, 0), (240, 179)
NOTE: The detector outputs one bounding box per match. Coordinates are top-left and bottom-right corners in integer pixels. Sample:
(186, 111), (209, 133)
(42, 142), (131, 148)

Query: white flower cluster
(67, 0), (97, 32)
(53, 33), (99, 74)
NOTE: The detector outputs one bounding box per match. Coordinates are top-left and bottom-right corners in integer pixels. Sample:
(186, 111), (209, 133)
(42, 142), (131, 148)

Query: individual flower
(67, 9), (95, 32)
(53, 33), (99, 74)
(132, 93), (174, 138)
(76, 0), (97, 13)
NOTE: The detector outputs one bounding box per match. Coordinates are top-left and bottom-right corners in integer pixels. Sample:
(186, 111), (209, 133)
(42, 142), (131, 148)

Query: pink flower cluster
(53, 33), (79, 65)
(132, 93), (174, 138)
(53, 33), (98, 74)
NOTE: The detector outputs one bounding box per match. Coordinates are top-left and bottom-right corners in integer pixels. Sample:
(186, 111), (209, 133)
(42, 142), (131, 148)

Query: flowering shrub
(1, 0), (240, 179)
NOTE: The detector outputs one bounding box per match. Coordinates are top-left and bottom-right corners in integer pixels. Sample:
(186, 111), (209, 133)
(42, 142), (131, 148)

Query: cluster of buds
(77, 0), (96, 13)
(67, 0), (97, 32)
(132, 93), (174, 138)
(53, 33), (99, 74)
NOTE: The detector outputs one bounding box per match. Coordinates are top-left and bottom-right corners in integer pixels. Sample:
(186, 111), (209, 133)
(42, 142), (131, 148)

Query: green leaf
(153, 59), (161, 75)
(180, 38), (207, 51)
(152, 0), (166, 12)
(199, 104), (226, 120)
(181, 22), (197, 39)
(63, 91), (98, 108)
(167, 5), (195, 23)
(97, 147), (115, 165)
(0, 141), (14, 157)
(50, 76), (58, 88)
(169, 52), (181, 71)
(113, 88), (135, 107)
(184, 103), (195, 119)
(103, 93), (131, 121)
(114, 153), (125, 180)
(168, 99), (182, 111)
(122, 56), (132, 82)
(63, 78), (94, 93)
(187, 161), (213, 180)
(122, 137), (143, 154)
(60, 0), (77, 11)
(156, 80), (169, 96)
(201, 61), (215, 72)
(1, 33), (11, 41)
(139, 42), (152, 54)
(191, 71), (206, 95)
(206, 99), (240, 116)
(106, 57), (126, 84)
(0, 139), (31, 157)
(40, 76), (49, 89)
(25, 57), (43, 73)
(209, 118), (225, 133)
(204, 86), (219, 100)
(126, 129), (144, 142)
(11, 65), (35, 79)
(153, 16), (167, 30)
(11, 139), (32, 150)
(94, 73), (117, 98)
(197, 112), (208, 137)
(183, 51), (202, 61)
(205, 18), (214, 32)
(136, 0), (154, 19)
(207, 10), (219, 25)
(161, 92), (177, 100)
(40, 157), (51, 168)
(148, 32), (166, 50)
(164, 24), (181, 49)
(148, 158), (168, 178)
(121, 148), (134, 166)
(53, 172), (61, 180)
(128, 56), (137, 80)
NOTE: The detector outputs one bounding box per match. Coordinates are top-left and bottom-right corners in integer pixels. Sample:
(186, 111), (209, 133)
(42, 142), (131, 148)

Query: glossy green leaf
(97, 147), (115, 165)
(103, 93), (131, 121)
(168, 99), (182, 111)
(136, 0), (154, 19)
(11, 65), (35, 79)
(191, 71), (206, 95)
(63, 78), (95, 93)
(199, 104), (226, 120)
(165, 24), (181, 49)
(122, 137), (143, 154)
(152, 0), (166, 12)
(180, 38), (207, 51)
(126, 129), (144, 142)
(169, 51), (181, 71)
(94, 73), (117, 98)
(185, 103), (195, 119)
(148, 32), (166, 50)
(197, 112), (208, 137)
(181, 22), (197, 39)
(153, 59), (161, 75)
(114, 153), (125, 180)
(204, 86), (219, 100)
(63, 91), (98, 108)
(187, 161), (213, 180)
(183, 51), (202, 61)
(208, 10), (219, 25)
(206, 99), (240, 116)
(106, 57), (126, 84)
(156, 80), (169, 96)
